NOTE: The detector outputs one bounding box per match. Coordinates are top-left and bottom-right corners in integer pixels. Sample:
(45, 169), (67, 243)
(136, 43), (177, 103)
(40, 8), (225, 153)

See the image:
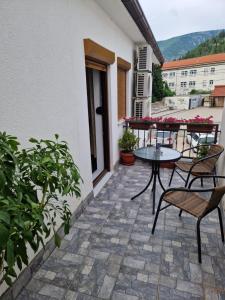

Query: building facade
(0, 0), (163, 295)
(162, 53), (225, 96)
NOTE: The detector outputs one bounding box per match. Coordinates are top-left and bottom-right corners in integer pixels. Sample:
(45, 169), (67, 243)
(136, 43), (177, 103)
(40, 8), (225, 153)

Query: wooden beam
(117, 57), (131, 71)
(84, 39), (115, 65)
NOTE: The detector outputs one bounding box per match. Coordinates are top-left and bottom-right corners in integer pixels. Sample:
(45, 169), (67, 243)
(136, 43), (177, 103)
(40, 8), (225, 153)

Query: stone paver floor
(17, 161), (225, 299)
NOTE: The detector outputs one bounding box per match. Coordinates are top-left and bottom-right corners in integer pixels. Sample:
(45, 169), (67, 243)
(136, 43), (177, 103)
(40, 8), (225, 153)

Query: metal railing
(125, 120), (220, 159)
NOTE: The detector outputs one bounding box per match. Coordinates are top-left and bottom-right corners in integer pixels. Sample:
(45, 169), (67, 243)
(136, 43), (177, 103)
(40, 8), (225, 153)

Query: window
(180, 82), (187, 87)
(204, 68), (208, 75)
(117, 57), (131, 120)
(163, 73), (168, 78)
(169, 72), (175, 77)
(210, 67), (215, 74)
(190, 69), (197, 76)
(181, 70), (188, 77)
(203, 80), (207, 87)
(169, 82), (174, 87)
(189, 81), (195, 87)
(209, 80), (214, 85)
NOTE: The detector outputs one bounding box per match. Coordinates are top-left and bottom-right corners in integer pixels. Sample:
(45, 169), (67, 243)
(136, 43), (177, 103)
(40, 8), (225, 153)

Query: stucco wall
(0, 0), (138, 294)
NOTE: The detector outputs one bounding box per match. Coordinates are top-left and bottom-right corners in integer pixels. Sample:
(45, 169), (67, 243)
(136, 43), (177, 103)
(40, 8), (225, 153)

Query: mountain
(158, 29), (225, 61)
(181, 31), (225, 59)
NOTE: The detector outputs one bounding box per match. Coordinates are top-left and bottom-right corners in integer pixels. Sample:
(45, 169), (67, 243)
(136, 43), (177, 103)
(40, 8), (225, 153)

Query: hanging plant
(0, 133), (82, 286)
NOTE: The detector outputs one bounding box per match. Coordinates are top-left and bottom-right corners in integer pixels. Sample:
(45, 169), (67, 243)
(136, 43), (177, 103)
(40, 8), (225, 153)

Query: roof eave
(121, 0), (164, 65)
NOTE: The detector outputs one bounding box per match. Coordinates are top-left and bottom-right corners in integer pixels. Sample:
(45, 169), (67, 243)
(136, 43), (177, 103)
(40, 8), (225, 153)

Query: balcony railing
(125, 120), (220, 159)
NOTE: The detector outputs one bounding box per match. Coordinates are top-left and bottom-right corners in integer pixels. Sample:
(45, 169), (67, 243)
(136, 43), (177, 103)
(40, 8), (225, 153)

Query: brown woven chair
(152, 175), (225, 263)
(169, 144), (224, 188)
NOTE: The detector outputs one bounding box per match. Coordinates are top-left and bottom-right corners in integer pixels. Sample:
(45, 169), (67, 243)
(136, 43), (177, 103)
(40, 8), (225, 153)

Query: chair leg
(213, 168), (217, 187)
(217, 207), (224, 243)
(201, 177), (204, 187)
(169, 167), (175, 186)
(152, 198), (163, 234)
(197, 218), (202, 263)
(179, 209), (182, 217)
(185, 172), (191, 187)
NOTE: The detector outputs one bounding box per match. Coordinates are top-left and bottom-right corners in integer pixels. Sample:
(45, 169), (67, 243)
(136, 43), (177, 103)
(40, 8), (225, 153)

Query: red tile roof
(162, 53), (225, 70)
(211, 85), (225, 97)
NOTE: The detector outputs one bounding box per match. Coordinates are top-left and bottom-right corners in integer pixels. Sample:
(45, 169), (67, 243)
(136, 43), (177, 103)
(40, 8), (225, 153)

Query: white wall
(0, 0), (138, 294)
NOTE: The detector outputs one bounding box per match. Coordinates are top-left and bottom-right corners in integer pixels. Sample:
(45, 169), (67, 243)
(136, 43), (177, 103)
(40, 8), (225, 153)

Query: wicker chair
(169, 144), (224, 188)
(152, 175), (225, 263)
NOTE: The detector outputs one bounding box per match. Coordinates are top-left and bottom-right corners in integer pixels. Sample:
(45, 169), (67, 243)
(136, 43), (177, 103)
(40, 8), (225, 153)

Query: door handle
(96, 106), (104, 115)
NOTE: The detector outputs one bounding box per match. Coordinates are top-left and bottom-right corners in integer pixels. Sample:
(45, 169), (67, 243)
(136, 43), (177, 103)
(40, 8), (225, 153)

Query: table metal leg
(157, 165), (165, 191)
(131, 163), (154, 201)
(152, 162), (157, 214)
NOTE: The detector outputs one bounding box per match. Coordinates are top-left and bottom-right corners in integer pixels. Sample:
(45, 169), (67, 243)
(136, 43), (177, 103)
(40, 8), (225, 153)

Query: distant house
(162, 53), (225, 96)
(211, 85), (225, 107)
(0, 0), (163, 296)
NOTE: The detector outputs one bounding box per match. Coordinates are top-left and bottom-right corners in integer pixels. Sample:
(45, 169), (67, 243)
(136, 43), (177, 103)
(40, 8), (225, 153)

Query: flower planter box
(156, 123), (180, 132)
(187, 123), (214, 133)
(129, 121), (152, 130)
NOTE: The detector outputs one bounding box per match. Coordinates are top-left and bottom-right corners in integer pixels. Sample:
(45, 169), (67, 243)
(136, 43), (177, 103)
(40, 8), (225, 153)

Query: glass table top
(134, 146), (181, 163)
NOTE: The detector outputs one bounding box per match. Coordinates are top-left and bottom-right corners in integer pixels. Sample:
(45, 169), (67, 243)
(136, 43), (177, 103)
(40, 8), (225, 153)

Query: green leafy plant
(197, 145), (210, 159)
(0, 132), (82, 286)
(118, 129), (139, 153)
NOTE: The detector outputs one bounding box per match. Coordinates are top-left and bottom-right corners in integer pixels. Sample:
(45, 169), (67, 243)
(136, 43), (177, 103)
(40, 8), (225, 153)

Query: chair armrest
(181, 144), (208, 154)
(188, 175), (225, 188)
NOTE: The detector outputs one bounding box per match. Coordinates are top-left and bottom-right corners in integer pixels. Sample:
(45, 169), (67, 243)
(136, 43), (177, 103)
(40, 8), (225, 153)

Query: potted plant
(156, 116), (182, 132)
(0, 133), (82, 286)
(187, 115), (214, 133)
(119, 129), (139, 165)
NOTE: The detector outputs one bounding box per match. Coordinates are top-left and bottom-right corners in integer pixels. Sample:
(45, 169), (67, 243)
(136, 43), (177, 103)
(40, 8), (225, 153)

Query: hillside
(158, 29), (225, 61)
(181, 31), (225, 59)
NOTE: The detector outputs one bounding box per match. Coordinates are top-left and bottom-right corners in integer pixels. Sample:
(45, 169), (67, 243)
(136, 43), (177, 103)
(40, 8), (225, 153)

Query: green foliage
(163, 82), (176, 97)
(118, 129), (138, 152)
(158, 29), (225, 60)
(182, 30), (225, 59)
(152, 65), (175, 102)
(197, 145), (210, 159)
(0, 132), (82, 286)
(189, 89), (211, 95)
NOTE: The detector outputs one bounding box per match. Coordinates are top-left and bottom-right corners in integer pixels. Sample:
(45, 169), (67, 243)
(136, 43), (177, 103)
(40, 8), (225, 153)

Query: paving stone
(89, 250), (110, 260)
(98, 275), (116, 299)
(39, 283), (66, 299)
(14, 164), (225, 300)
(137, 272), (148, 282)
(64, 290), (78, 300)
(45, 271), (56, 280)
(159, 275), (176, 288)
(112, 292), (139, 300)
(190, 263), (202, 284)
(177, 279), (203, 296)
(62, 253), (84, 264)
(123, 257), (145, 270)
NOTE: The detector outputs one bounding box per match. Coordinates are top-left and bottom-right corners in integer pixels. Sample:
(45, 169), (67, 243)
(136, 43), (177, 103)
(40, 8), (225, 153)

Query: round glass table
(132, 146), (181, 214)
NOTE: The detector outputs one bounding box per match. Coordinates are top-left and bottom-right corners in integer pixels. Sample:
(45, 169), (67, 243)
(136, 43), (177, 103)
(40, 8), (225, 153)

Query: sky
(139, 0), (225, 41)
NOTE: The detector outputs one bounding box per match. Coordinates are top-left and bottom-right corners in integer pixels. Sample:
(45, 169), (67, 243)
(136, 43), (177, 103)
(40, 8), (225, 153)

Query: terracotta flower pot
(120, 151), (135, 166)
(187, 123), (214, 133)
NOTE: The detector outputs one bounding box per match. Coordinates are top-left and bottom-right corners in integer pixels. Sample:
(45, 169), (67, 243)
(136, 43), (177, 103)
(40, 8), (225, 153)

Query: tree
(152, 64), (175, 102)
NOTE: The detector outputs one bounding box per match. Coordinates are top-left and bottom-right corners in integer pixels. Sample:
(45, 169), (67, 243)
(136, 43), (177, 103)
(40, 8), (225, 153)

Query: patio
(16, 161), (225, 300)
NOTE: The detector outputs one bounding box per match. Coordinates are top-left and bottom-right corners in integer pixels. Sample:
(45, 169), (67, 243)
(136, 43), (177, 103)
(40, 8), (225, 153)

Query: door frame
(85, 61), (110, 187)
(83, 39), (115, 186)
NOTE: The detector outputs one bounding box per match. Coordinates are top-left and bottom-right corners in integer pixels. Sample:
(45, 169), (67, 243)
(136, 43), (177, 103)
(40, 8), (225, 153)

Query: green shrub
(0, 132), (82, 286)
